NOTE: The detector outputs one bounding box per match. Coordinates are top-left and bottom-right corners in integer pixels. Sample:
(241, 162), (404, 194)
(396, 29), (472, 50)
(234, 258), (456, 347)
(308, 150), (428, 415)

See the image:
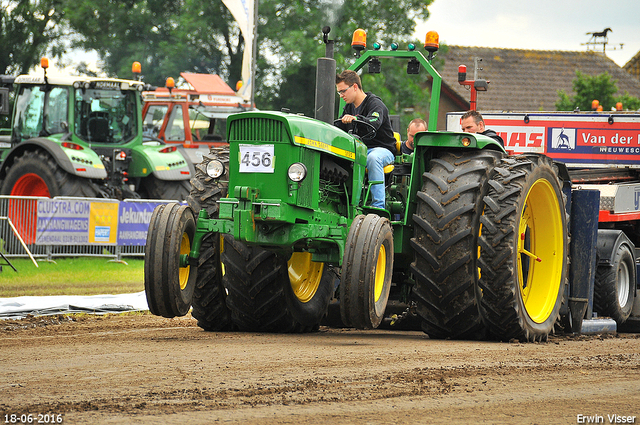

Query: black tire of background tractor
(410, 150), (502, 340)
(139, 174), (190, 201)
(222, 235), (329, 333)
(187, 147), (232, 331)
(477, 154), (568, 342)
(594, 243), (635, 324)
(187, 147), (230, 217)
(0, 149), (98, 197)
(340, 214), (394, 329)
(144, 203), (197, 318)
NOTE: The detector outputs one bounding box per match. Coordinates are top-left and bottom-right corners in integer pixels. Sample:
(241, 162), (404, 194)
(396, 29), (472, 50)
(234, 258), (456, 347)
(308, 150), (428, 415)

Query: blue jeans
(367, 147), (395, 209)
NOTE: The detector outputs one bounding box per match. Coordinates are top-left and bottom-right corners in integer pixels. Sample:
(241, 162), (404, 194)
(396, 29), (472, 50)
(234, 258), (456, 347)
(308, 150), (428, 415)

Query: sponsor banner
(117, 201), (160, 246)
(548, 128), (640, 154)
(89, 201), (119, 245)
(33, 199), (167, 246)
(36, 199), (91, 245)
(492, 125), (545, 153)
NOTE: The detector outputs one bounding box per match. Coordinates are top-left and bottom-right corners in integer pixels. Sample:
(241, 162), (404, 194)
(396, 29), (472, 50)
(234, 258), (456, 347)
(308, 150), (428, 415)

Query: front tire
(340, 214), (394, 329)
(594, 242), (635, 324)
(477, 154), (568, 342)
(144, 203), (197, 318)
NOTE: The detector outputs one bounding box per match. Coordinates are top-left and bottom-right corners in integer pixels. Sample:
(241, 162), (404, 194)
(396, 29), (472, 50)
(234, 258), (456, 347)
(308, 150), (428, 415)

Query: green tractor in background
(145, 28), (571, 342)
(0, 59), (193, 201)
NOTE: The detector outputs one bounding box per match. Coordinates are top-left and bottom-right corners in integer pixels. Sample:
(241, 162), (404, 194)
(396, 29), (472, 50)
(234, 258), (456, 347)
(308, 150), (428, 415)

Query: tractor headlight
(206, 159), (225, 178)
(287, 163), (307, 182)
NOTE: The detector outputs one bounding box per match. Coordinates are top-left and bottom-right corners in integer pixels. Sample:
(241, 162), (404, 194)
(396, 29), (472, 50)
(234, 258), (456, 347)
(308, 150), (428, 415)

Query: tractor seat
(382, 138), (402, 174)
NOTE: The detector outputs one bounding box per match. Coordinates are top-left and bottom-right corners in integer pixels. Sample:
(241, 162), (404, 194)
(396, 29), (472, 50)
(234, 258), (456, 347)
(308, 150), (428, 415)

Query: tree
(256, 0), (434, 118)
(0, 0), (67, 75)
(64, 0), (434, 118)
(556, 70), (640, 111)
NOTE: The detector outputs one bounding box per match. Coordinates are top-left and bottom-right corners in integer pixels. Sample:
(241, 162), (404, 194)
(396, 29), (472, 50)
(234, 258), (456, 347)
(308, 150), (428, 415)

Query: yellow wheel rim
(374, 244), (386, 302)
(288, 252), (323, 303)
(517, 178), (564, 323)
(178, 232), (191, 290)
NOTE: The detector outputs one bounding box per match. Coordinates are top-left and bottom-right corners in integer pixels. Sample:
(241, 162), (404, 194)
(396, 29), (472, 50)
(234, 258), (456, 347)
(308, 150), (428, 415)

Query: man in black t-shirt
(335, 70), (396, 209)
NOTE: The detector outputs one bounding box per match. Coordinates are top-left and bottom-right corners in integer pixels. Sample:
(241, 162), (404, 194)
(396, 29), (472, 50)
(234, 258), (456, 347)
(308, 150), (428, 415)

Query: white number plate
(239, 144), (275, 173)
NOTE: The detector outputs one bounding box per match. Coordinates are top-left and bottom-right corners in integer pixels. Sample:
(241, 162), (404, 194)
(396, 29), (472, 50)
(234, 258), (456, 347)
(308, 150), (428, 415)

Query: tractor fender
(176, 145), (196, 176)
(0, 138), (107, 180)
(596, 229), (635, 266)
(414, 131), (507, 153)
(129, 143), (193, 181)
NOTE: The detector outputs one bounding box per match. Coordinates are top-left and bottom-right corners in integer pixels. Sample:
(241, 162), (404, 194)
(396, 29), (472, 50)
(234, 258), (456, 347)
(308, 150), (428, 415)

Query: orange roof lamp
(165, 76), (175, 94)
(351, 28), (381, 73)
(351, 28), (367, 58)
(457, 57), (489, 111)
(41, 57), (49, 83)
(424, 31), (439, 61)
(132, 61), (142, 81)
(592, 99), (600, 110)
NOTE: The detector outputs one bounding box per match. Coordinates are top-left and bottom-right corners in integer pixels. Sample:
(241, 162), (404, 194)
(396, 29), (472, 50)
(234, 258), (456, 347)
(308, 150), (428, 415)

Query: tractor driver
(335, 70), (397, 210)
(460, 110), (505, 147)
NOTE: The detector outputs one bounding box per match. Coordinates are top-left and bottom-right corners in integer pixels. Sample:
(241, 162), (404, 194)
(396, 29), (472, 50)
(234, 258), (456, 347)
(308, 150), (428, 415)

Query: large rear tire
(410, 150), (501, 339)
(477, 154), (568, 342)
(222, 236), (334, 333)
(187, 147), (232, 331)
(144, 203), (197, 318)
(594, 242), (635, 324)
(139, 174), (190, 201)
(340, 214), (394, 329)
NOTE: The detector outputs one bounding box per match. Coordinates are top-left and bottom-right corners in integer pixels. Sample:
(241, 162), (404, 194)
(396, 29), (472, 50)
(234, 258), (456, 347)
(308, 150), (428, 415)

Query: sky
(415, 0), (640, 67)
(53, 0), (639, 75)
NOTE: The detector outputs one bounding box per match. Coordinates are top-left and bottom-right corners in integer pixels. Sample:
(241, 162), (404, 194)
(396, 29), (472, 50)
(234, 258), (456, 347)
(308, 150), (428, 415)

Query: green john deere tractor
(144, 28), (570, 342)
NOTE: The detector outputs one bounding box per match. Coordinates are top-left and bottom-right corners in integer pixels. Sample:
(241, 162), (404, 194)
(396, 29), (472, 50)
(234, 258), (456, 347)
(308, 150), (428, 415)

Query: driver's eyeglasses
(337, 85), (353, 95)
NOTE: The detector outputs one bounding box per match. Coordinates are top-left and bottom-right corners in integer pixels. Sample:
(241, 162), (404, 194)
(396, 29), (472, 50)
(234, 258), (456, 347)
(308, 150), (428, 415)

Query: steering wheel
(334, 115), (377, 140)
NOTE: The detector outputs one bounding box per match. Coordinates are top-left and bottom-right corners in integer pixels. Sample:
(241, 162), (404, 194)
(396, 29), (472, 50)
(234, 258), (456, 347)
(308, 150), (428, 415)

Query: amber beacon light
(351, 28), (367, 54)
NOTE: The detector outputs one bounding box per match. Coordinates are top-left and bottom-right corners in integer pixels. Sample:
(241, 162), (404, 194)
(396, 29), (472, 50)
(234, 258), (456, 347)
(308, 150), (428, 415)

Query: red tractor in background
(141, 72), (252, 164)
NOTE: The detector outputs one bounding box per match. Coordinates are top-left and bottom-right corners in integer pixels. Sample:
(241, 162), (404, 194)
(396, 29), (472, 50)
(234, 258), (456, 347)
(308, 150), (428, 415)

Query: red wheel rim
(8, 173), (51, 244)
(11, 173), (51, 197)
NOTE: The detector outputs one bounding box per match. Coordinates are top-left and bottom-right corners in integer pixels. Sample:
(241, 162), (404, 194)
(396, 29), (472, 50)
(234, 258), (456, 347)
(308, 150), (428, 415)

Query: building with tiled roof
(624, 50), (640, 80)
(430, 46), (640, 129)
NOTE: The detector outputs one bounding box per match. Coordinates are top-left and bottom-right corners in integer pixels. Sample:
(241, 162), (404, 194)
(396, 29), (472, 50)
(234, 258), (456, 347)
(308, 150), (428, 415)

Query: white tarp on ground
(0, 291), (149, 320)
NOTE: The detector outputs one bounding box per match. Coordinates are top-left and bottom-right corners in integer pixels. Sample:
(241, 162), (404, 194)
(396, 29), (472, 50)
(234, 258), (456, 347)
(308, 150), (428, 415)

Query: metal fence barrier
(0, 195), (174, 262)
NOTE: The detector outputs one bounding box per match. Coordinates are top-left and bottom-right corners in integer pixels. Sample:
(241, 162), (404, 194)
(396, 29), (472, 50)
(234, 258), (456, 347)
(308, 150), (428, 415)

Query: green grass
(0, 257), (144, 297)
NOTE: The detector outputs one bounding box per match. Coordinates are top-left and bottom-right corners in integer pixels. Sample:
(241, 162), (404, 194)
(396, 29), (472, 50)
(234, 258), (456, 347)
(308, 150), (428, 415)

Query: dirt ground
(1, 313), (639, 425)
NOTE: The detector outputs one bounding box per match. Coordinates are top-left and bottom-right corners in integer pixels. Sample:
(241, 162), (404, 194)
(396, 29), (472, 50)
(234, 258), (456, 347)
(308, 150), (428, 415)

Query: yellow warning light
(40, 57), (49, 69)
(132, 61), (142, 74)
(236, 80), (243, 91)
(352, 28), (367, 51)
(616, 102), (623, 111)
(165, 77), (175, 89)
(424, 31), (439, 53)
(591, 99), (600, 110)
